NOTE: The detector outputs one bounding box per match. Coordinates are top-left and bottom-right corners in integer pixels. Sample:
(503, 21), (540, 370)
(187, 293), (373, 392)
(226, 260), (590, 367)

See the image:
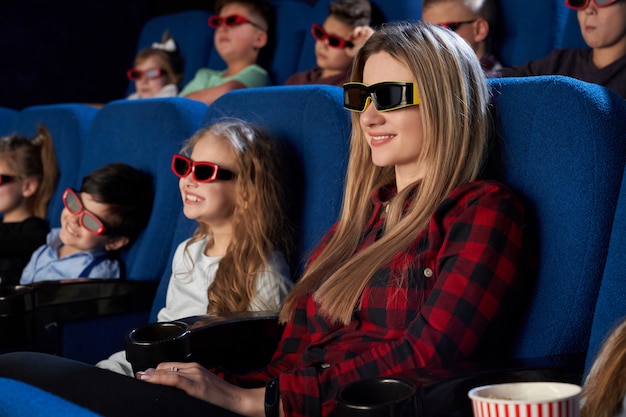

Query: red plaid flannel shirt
(230, 180), (532, 417)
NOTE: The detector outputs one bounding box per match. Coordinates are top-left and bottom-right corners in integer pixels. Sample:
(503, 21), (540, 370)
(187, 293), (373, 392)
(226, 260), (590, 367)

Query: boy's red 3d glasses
(437, 20), (476, 32)
(343, 81), (420, 112)
(208, 14), (265, 31)
(127, 68), (165, 81)
(311, 24), (354, 49)
(0, 175), (16, 186)
(171, 154), (235, 183)
(565, 0), (618, 9)
(62, 188), (107, 235)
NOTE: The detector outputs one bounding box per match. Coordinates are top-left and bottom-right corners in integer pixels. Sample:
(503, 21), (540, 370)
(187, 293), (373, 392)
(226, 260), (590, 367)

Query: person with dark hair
(127, 30), (185, 99)
(285, 0), (374, 86)
(499, 0), (626, 99)
(20, 163), (154, 283)
(0, 125), (58, 285)
(422, 0), (503, 77)
(179, 0), (274, 105)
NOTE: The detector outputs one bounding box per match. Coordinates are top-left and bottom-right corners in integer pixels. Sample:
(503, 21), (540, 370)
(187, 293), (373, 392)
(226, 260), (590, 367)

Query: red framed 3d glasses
(565, 0), (619, 9)
(171, 154), (235, 183)
(0, 175), (16, 186)
(62, 188), (108, 235)
(343, 81), (419, 113)
(437, 20), (476, 31)
(311, 23), (354, 49)
(208, 14), (265, 30)
(127, 67), (165, 81)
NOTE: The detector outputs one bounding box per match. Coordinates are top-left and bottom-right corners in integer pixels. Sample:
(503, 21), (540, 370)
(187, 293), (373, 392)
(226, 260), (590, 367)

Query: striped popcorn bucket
(468, 382), (581, 417)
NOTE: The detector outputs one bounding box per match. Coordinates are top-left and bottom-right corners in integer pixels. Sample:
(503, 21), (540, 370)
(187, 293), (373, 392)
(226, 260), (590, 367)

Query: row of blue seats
(0, 75), (625, 416)
(130, 0), (587, 93)
(0, 85), (350, 364)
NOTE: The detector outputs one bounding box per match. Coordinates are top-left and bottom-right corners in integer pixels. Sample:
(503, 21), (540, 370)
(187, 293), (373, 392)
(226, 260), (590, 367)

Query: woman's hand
(136, 362), (266, 417)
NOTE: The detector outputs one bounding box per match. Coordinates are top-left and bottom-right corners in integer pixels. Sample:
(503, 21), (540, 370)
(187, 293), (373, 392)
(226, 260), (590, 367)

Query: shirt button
(424, 268), (433, 278)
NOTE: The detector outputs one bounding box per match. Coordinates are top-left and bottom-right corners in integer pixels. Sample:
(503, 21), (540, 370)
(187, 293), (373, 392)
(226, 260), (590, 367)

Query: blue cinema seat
(415, 76), (626, 416)
(127, 10), (214, 96)
(3, 98), (209, 364)
(0, 377), (102, 417)
(12, 103), (99, 227)
(0, 106), (17, 137)
(584, 165), (626, 374)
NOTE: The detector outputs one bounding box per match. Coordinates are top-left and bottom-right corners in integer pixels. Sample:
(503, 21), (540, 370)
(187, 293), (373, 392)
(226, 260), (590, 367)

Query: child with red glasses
(499, 0), (626, 99)
(96, 119), (293, 376)
(20, 163), (153, 284)
(0, 125), (58, 286)
(421, 0), (503, 78)
(178, 0), (273, 105)
(127, 31), (185, 100)
(285, 0), (374, 87)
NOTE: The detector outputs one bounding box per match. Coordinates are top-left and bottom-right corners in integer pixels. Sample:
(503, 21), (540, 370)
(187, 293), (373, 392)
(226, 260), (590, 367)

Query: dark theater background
(0, 1), (215, 110)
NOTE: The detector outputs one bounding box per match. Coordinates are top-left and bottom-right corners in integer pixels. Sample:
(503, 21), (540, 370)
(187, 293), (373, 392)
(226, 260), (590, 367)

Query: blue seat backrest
(0, 106), (18, 137)
(207, 0), (312, 85)
(13, 104), (99, 227)
(149, 210), (198, 322)
(488, 76), (626, 359)
(553, 1), (588, 49)
(0, 377), (102, 417)
(202, 85), (350, 276)
(368, 0), (421, 23)
(77, 98), (208, 280)
(585, 164), (626, 373)
(127, 10), (213, 96)
(497, 3), (560, 66)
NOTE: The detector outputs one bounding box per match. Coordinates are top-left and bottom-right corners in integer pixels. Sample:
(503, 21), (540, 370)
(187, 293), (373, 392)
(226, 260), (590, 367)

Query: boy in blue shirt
(20, 163), (153, 283)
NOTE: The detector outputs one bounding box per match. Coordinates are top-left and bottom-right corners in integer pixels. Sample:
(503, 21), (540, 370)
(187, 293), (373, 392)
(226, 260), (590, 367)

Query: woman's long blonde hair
(181, 119), (291, 313)
(581, 318), (626, 417)
(0, 124), (58, 219)
(280, 21), (490, 325)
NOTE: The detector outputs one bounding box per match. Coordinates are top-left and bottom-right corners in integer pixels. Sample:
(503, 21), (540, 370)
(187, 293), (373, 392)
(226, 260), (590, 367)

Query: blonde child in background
(20, 163), (153, 283)
(179, 0), (273, 105)
(126, 31), (185, 99)
(96, 119), (294, 376)
(580, 317), (626, 417)
(499, 0), (626, 99)
(0, 125), (58, 286)
(422, 0), (503, 77)
(285, 0), (374, 87)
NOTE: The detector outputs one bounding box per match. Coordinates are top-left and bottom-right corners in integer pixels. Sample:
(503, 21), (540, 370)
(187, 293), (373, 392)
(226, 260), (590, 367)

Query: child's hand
(346, 26), (375, 58)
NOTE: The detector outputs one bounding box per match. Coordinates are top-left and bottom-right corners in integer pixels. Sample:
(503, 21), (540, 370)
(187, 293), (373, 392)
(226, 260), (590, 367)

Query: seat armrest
(125, 311), (283, 374)
(0, 280), (158, 352)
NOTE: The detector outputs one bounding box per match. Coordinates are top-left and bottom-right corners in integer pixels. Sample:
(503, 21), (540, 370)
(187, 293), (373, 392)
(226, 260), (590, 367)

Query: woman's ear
(21, 177), (39, 198)
(105, 236), (130, 252)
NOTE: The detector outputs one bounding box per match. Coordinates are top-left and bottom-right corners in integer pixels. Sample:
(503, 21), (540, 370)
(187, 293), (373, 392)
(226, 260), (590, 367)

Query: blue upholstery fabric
(208, 0), (312, 85)
(203, 85), (350, 276)
(0, 106), (17, 137)
(0, 377), (102, 417)
(497, 3), (560, 66)
(127, 10), (214, 95)
(488, 76), (626, 359)
(76, 97), (208, 280)
(13, 103), (99, 227)
(585, 166), (626, 373)
(148, 210), (198, 322)
(59, 98), (208, 364)
(368, 0), (421, 23)
(553, 3), (588, 49)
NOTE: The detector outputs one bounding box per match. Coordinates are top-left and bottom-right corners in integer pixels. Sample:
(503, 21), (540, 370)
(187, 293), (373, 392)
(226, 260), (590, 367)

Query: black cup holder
(125, 321), (191, 374)
(335, 377), (418, 417)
